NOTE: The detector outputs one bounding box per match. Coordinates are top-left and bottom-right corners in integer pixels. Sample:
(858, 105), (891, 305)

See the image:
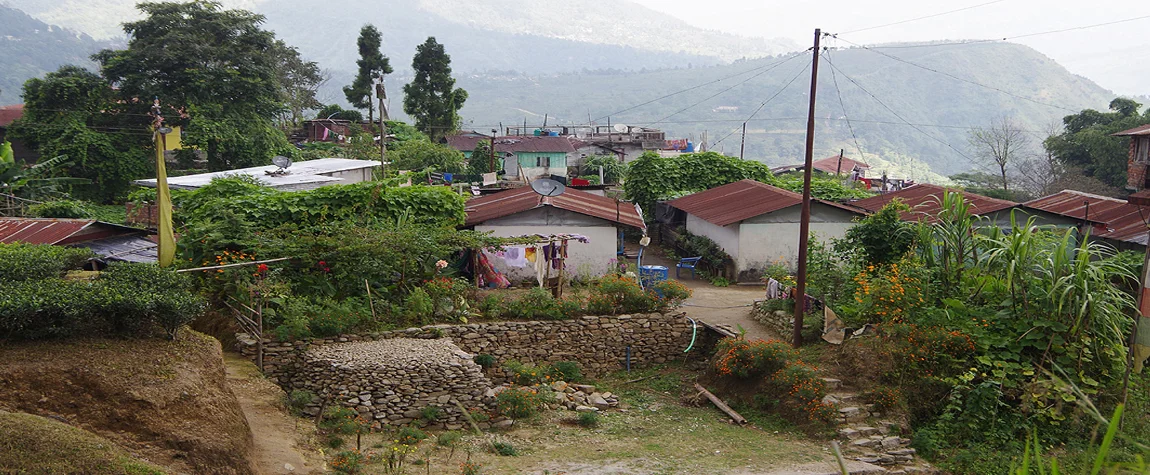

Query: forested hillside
(456, 42), (1115, 178)
(0, 6), (113, 104)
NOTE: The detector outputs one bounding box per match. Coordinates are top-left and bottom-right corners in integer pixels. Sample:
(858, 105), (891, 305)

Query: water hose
(684, 317), (698, 353)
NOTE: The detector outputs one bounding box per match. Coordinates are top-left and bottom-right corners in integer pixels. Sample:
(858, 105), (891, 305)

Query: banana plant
(0, 142), (91, 200)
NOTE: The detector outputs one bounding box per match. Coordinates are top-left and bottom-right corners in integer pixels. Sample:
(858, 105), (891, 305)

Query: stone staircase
(822, 378), (937, 474)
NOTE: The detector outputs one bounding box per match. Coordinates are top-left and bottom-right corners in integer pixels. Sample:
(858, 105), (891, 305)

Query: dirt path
(223, 354), (323, 475)
(637, 247), (779, 340)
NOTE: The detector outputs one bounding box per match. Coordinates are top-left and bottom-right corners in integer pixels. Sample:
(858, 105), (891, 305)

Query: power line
(840, 0), (1008, 35)
(712, 62), (812, 148)
(591, 51), (809, 122)
(842, 13), (1150, 50)
(824, 51), (867, 166)
(645, 53), (807, 126)
(820, 55), (996, 175)
(827, 35), (1079, 113)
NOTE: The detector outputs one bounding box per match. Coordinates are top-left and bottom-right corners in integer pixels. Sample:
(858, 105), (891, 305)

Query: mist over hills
(0, 1), (1120, 180)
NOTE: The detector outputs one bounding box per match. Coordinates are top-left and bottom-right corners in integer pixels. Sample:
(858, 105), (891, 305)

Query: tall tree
(93, 1), (294, 171)
(343, 25), (392, 126)
(1045, 98), (1150, 189)
(403, 37), (468, 142)
(9, 66), (148, 202)
(968, 116), (1028, 193)
(271, 40), (325, 131)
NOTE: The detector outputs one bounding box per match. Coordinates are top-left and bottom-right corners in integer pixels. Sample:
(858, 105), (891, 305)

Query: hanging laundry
(503, 246), (528, 268)
(542, 244), (554, 262)
(525, 246), (537, 263)
(765, 278), (781, 299)
(533, 247), (547, 287)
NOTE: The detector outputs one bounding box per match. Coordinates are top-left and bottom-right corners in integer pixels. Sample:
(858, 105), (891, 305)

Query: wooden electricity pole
(376, 82), (388, 173)
(793, 29), (822, 348)
(739, 122), (747, 160)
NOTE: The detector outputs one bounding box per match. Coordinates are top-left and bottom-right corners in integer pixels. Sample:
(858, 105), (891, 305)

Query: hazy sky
(630, 0), (1150, 96)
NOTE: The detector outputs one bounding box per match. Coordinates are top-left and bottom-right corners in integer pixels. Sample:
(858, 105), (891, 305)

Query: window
(1138, 138), (1150, 164)
(536, 156), (551, 167)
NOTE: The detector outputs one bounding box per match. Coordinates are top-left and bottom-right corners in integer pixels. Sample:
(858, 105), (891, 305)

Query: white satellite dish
(530, 178), (566, 197)
(613, 123), (628, 133)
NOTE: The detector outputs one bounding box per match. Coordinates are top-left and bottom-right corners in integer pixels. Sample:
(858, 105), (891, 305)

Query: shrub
(473, 353), (496, 368)
(650, 279), (691, 309)
(495, 387), (546, 419)
(674, 231), (734, 278)
(502, 360), (550, 385)
(491, 441), (519, 456)
(710, 276), (730, 287)
(397, 426), (428, 445)
(577, 411), (600, 428)
(549, 361), (582, 382)
(436, 431), (461, 447)
(0, 243), (94, 282)
(404, 287), (434, 324)
(850, 259), (926, 324)
(27, 199), (93, 218)
(766, 361), (836, 427)
(331, 449), (367, 474)
(591, 274), (657, 314)
(863, 386), (903, 413)
(424, 277), (474, 322)
(506, 287), (564, 320)
(477, 294), (505, 319)
(460, 460), (482, 475)
(286, 389), (315, 415)
(712, 338), (795, 379)
(420, 405), (442, 422)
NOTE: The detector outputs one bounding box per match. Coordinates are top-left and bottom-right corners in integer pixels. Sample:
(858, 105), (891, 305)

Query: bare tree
(969, 116), (1029, 192)
(1012, 121), (1122, 199)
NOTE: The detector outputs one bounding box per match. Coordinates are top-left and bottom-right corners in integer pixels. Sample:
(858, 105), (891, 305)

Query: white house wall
(476, 208), (620, 283)
(685, 214), (740, 261)
(737, 204), (859, 278)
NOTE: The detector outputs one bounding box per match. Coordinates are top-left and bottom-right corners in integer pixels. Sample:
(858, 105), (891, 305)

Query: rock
(856, 426), (880, 437)
(839, 407), (861, 416)
(284, 463), (296, 472)
(437, 395), (451, 404)
(881, 437), (901, 449)
(574, 384), (596, 393)
(493, 419), (514, 428)
(551, 381), (569, 392)
(588, 392), (610, 409)
(821, 378), (842, 390)
(838, 428), (860, 439)
(850, 438), (880, 448)
(575, 405), (599, 412)
(888, 448), (916, 456)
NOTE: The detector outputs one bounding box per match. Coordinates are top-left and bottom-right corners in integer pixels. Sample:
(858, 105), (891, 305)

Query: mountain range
(0, 0), (1121, 180)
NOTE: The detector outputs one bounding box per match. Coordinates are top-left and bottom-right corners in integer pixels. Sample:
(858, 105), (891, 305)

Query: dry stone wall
(237, 312), (697, 427)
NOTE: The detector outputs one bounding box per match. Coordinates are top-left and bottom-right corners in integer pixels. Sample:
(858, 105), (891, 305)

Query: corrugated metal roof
(1113, 124), (1150, 136)
(0, 104), (23, 127)
(446, 135), (576, 154)
(71, 235), (158, 263)
(1023, 190), (1150, 245)
(772, 154), (870, 175)
(0, 218), (96, 244)
(666, 179), (866, 226)
(133, 158), (378, 190)
(848, 183), (1017, 222)
(465, 185), (645, 230)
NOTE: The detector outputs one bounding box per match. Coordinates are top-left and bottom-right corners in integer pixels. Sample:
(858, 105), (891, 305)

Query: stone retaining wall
(238, 312), (697, 426)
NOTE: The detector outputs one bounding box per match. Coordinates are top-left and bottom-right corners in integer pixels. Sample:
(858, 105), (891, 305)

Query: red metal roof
(0, 218), (144, 245)
(666, 179), (866, 226)
(1113, 124), (1150, 136)
(465, 186), (646, 230)
(848, 183), (1017, 222)
(773, 154), (870, 175)
(1024, 190), (1149, 245)
(446, 135), (576, 154)
(0, 104), (23, 127)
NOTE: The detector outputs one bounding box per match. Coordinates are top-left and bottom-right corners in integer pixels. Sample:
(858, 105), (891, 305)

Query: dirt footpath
(224, 354), (324, 475)
(679, 281), (779, 340)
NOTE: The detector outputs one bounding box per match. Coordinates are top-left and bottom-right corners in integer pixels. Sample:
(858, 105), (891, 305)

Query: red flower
(318, 260), (326, 266)
(257, 264), (269, 273)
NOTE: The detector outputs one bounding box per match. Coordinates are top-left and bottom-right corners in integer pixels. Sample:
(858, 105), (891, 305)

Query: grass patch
(0, 410), (166, 474)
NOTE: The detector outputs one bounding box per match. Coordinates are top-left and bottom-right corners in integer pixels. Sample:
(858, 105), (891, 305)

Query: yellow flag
(154, 131), (176, 267)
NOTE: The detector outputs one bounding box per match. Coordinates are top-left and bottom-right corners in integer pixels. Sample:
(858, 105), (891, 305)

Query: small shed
(0, 217), (157, 263)
(667, 180), (867, 281)
(1021, 189), (1150, 251)
(464, 186), (645, 281)
(133, 158), (379, 191)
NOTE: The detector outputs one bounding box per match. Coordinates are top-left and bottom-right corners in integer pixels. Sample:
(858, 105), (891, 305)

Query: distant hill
(0, 6), (113, 104)
(455, 42), (1116, 179)
(5, 0), (795, 74)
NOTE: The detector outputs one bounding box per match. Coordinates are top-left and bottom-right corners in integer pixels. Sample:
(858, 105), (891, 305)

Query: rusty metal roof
(847, 183), (1018, 222)
(0, 218), (144, 245)
(666, 179), (866, 226)
(1113, 124), (1150, 136)
(772, 154), (870, 175)
(0, 104), (23, 128)
(465, 186), (645, 230)
(446, 135), (576, 154)
(1023, 190), (1150, 245)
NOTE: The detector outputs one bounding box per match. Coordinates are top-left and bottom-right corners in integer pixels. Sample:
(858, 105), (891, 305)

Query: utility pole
(836, 149), (844, 176)
(376, 82), (388, 174)
(489, 129), (497, 174)
(739, 122), (747, 160)
(793, 28), (822, 348)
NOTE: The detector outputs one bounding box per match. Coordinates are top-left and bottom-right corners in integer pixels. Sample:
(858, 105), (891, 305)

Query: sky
(629, 0), (1150, 96)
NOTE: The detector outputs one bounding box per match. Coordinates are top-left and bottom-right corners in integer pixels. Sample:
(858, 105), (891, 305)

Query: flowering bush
(651, 279), (692, 308)
(851, 258), (925, 324)
(874, 322), (976, 385)
(592, 274), (658, 314)
(767, 361), (837, 426)
(712, 338), (795, 379)
(495, 386), (548, 419)
(423, 277), (474, 322)
(863, 386), (903, 412)
(331, 449), (368, 474)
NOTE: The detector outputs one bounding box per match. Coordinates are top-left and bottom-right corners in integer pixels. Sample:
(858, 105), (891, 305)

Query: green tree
(315, 105), (363, 123)
(403, 37), (467, 141)
(1045, 98), (1150, 189)
(9, 66), (144, 202)
(271, 40), (325, 131)
(834, 201), (914, 266)
(467, 139), (500, 175)
(389, 141), (464, 173)
(583, 154), (625, 184)
(343, 24), (393, 126)
(93, 1), (294, 171)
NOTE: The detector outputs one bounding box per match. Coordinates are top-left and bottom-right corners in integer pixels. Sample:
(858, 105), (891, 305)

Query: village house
(1117, 124), (1150, 191)
(666, 179), (867, 281)
(0, 217), (158, 263)
(132, 157), (379, 191)
(446, 134), (576, 181)
(463, 186), (645, 282)
(1021, 189), (1150, 251)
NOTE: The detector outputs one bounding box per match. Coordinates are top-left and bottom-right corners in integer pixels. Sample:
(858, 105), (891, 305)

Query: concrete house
(1118, 124), (1150, 191)
(464, 186), (646, 282)
(1022, 190), (1149, 251)
(133, 158), (379, 191)
(666, 180), (867, 281)
(847, 183), (1022, 226)
(446, 135), (576, 181)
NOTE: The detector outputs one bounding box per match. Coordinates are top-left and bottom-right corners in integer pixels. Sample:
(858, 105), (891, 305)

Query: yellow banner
(155, 132), (175, 267)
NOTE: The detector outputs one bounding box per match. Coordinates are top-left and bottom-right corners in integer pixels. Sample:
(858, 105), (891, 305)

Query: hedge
(0, 244), (95, 283)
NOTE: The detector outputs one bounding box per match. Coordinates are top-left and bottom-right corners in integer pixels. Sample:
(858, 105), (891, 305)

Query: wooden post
(694, 383), (746, 424)
(793, 28), (822, 348)
(256, 296), (264, 372)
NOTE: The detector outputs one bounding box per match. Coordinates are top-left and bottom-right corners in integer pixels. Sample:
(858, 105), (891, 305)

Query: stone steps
(827, 384), (939, 474)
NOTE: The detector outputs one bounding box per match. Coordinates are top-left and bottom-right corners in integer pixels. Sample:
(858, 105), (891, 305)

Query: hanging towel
(503, 246), (528, 268)
(765, 278), (781, 299)
(534, 246), (547, 287)
(525, 246), (537, 263)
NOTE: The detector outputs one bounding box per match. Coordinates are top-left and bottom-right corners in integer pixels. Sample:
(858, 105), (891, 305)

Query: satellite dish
(272, 155), (292, 169)
(613, 123), (628, 133)
(530, 178), (566, 197)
